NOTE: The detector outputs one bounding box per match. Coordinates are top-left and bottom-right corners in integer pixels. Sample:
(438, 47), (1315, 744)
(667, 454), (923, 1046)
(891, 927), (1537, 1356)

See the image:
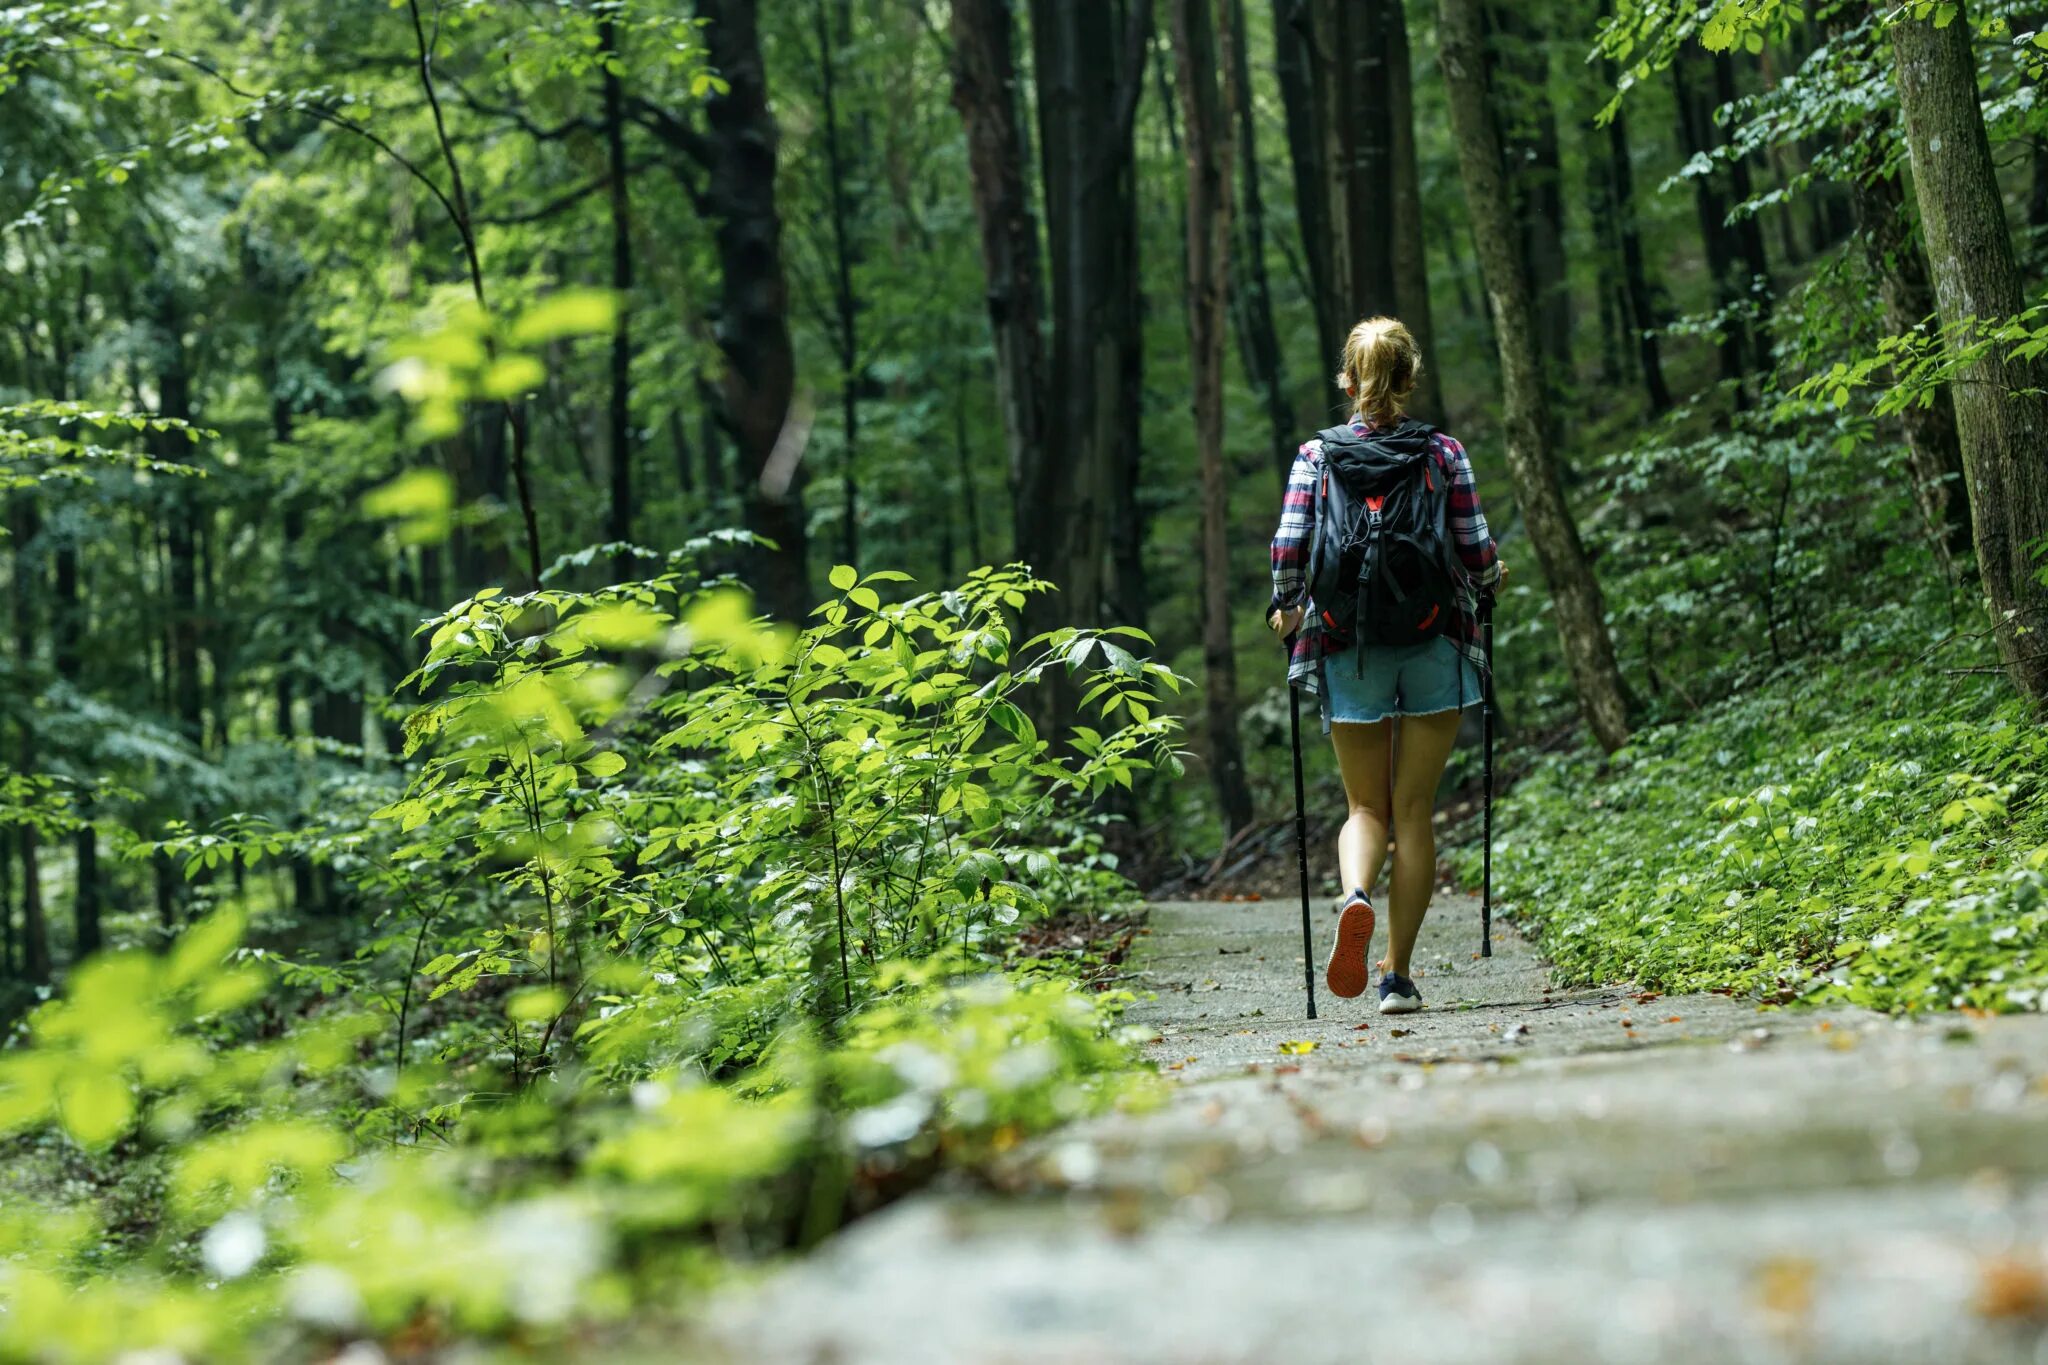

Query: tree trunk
(1227, 0), (1294, 479)
(1174, 0), (1255, 835)
(815, 0), (864, 570)
(1438, 0), (1633, 752)
(1671, 49), (1750, 397)
(156, 317), (203, 744)
(1309, 0), (1400, 341)
(1892, 3), (2048, 703)
(1850, 113), (1971, 580)
(949, 0), (1047, 552)
(1492, 6), (1573, 399)
(53, 517), (99, 960)
(1272, 0), (1338, 364)
(700, 0), (809, 621)
(1601, 53), (1673, 412)
(8, 498), (50, 982)
(601, 16), (636, 583)
(1713, 53), (1774, 327)
(1385, 1), (1442, 420)
(1026, 0), (1152, 641)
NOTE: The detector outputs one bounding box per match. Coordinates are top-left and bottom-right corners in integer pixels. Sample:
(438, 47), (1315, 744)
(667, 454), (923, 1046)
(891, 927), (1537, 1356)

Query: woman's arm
(1434, 432), (1502, 588)
(1269, 445), (1319, 629)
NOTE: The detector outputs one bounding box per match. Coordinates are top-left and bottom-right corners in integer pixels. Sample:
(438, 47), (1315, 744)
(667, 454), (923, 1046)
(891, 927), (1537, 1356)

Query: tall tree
(1226, 0), (1294, 479)
(949, 0), (1047, 528)
(811, 0), (866, 569)
(1172, 0), (1253, 835)
(1310, 0), (1400, 347)
(1271, 0), (1336, 363)
(1672, 47), (1752, 397)
(1850, 111), (1970, 579)
(1492, 5), (1573, 397)
(8, 498), (51, 983)
(1892, 3), (2048, 703)
(1025, 0), (1152, 637)
(600, 15), (636, 583)
(699, 0), (809, 621)
(1385, 1), (1442, 419)
(1601, 67), (1673, 412)
(1438, 0), (1634, 752)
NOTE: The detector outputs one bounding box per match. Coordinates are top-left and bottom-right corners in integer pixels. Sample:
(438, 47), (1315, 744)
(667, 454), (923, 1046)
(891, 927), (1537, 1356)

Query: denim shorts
(1319, 636), (1484, 726)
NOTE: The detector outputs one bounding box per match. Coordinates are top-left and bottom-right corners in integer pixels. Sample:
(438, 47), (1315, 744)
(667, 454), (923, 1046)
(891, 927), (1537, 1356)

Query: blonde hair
(1335, 316), (1422, 427)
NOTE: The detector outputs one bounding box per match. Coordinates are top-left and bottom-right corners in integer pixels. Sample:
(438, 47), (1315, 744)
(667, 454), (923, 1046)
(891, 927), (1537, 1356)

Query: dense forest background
(4, 0), (2048, 1356)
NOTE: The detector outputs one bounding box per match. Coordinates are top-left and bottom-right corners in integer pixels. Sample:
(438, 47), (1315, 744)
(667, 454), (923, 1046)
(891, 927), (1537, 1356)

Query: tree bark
(1272, 0), (1338, 363)
(700, 0), (809, 621)
(1604, 82), (1673, 412)
(601, 17), (636, 583)
(1492, 6), (1573, 398)
(1892, 3), (2048, 703)
(1026, 0), (1152, 639)
(1438, 0), (1634, 752)
(814, 0), (865, 570)
(1671, 48), (1751, 397)
(1227, 0), (1294, 480)
(1385, 1), (1442, 420)
(8, 498), (50, 982)
(1849, 111), (1971, 579)
(1713, 53), (1774, 323)
(949, 0), (1047, 551)
(1309, 0), (1400, 340)
(1173, 0), (1255, 835)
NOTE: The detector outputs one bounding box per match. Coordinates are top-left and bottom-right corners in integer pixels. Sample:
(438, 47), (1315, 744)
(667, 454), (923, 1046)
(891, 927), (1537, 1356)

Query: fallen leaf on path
(1352, 1023), (1371, 1032)
(1278, 1039), (1318, 1055)
(1389, 1029), (1412, 1038)
(1754, 1255), (1817, 1318)
(1505, 1022), (1531, 1040)
(1975, 1257), (2048, 1321)
(1666, 1015), (1682, 1024)
(1273, 1064), (1303, 1076)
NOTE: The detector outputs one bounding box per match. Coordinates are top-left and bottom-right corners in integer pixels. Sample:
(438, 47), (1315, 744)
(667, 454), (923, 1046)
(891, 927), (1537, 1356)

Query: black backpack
(1304, 419), (1462, 648)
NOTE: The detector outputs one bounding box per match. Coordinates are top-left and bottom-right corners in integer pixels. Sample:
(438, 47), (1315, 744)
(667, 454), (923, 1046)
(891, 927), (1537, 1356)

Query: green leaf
(849, 587), (881, 611)
(829, 564), (859, 590)
(479, 354), (546, 399)
(58, 1071), (134, 1150)
(583, 751), (627, 779)
(508, 288), (619, 345)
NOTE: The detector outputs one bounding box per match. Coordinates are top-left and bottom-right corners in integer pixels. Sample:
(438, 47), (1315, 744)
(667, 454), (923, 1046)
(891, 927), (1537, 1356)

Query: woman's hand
(1268, 605), (1305, 638)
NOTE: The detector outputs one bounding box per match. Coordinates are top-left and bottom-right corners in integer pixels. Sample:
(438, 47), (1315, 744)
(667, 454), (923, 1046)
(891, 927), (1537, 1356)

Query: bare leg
(1386, 709), (1463, 978)
(1329, 719), (1394, 895)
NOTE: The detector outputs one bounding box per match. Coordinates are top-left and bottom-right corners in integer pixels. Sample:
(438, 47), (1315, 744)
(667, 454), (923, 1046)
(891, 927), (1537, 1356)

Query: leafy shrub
(1475, 630), (2048, 1013)
(0, 561), (1179, 1359)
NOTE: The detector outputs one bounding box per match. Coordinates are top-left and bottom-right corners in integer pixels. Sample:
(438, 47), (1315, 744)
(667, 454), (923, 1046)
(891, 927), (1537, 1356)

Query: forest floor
(691, 893), (2048, 1364)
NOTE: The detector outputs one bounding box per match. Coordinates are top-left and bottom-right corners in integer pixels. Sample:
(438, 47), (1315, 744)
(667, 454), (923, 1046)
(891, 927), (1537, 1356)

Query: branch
(1108, 0), (1157, 149)
(446, 72), (599, 142)
(404, 0), (486, 304)
(628, 95), (712, 167)
(68, 32), (473, 250)
(477, 160), (658, 225)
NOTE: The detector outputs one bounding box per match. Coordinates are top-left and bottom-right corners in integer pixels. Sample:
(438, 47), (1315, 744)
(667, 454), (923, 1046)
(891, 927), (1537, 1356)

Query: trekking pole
(1288, 679), (1318, 1020)
(1480, 594), (1495, 958)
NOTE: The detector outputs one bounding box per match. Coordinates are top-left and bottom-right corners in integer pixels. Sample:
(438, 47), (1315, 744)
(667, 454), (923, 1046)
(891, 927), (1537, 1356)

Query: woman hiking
(1267, 317), (1505, 1014)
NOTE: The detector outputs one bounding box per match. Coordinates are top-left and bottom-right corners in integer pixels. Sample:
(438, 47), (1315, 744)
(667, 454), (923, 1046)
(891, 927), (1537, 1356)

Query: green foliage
(1474, 635), (2048, 1014)
(0, 558), (1172, 1359)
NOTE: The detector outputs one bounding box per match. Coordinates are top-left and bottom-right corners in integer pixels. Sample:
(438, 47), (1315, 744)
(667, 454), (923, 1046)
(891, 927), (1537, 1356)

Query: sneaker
(1323, 890), (1376, 999)
(1377, 972), (1423, 1014)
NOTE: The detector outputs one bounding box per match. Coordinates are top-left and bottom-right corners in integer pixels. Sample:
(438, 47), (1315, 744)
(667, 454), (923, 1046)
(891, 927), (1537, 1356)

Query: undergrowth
(1477, 610), (2048, 1014)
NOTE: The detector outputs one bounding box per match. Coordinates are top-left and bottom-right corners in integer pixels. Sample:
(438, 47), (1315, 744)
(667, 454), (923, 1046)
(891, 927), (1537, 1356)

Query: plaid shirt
(1268, 420), (1501, 693)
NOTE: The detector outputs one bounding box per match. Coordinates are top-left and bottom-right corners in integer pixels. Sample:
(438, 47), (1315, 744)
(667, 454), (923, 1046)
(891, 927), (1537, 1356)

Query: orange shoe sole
(1324, 898), (1376, 999)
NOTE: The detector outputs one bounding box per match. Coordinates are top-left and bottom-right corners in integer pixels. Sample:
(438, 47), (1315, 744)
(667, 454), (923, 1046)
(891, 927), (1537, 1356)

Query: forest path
(701, 895), (2048, 1364)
